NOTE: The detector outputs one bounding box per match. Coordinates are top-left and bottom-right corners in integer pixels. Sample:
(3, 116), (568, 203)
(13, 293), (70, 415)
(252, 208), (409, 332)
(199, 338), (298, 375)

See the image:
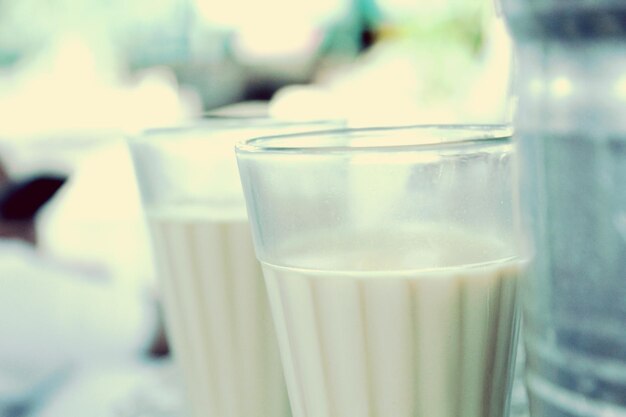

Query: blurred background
(0, 0), (514, 172)
(0, 0), (513, 136)
(0, 0), (517, 415)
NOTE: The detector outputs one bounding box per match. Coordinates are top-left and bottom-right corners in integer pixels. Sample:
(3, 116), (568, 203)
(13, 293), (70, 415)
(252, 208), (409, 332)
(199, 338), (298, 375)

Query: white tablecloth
(32, 356), (529, 417)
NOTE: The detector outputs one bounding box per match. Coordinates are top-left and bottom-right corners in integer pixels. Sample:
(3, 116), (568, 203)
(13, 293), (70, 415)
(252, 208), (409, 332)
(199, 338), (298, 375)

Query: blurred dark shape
(359, 27), (376, 51)
(0, 159), (8, 184)
(0, 172), (66, 245)
(243, 77), (287, 101)
(4, 402), (28, 417)
(0, 175), (66, 221)
(149, 303), (170, 358)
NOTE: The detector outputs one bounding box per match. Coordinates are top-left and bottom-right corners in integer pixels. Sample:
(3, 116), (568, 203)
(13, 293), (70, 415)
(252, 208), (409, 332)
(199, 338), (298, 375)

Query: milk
(147, 207), (290, 417)
(261, 226), (521, 417)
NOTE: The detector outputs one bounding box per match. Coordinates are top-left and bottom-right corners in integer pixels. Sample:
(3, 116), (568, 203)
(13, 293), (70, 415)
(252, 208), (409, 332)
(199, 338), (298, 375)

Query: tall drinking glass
(236, 125), (524, 417)
(128, 117), (340, 417)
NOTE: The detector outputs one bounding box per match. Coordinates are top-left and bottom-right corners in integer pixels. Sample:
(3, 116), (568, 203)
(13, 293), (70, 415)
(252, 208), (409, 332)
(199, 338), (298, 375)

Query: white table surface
(31, 355), (529, 417)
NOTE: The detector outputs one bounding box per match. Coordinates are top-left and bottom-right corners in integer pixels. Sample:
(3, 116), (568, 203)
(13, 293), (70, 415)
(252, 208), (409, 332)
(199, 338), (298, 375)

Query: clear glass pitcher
(501, 1), (626, 416)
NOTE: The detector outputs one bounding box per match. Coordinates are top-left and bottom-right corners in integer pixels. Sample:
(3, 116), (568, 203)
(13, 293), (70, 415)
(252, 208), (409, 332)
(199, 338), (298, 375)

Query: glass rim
(135, 116), (342, 141)
(235, 124), (513, 155)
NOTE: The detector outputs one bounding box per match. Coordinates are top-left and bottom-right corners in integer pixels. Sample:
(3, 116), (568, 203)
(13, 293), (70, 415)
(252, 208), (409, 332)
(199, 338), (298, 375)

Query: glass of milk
(128, 117), (341, 417)
(236, 124), (524, 417)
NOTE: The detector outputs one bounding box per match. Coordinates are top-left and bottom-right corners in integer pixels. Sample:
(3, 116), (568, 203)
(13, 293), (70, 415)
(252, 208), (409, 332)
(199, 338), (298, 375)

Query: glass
(236, 125), (524, 417)
(501, 1), (626, 416)
(128, 117), (341, 417)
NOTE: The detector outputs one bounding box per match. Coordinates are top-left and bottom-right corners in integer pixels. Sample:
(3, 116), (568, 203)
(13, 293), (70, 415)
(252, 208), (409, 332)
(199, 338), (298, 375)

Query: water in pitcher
(502, 0), (626, 415)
